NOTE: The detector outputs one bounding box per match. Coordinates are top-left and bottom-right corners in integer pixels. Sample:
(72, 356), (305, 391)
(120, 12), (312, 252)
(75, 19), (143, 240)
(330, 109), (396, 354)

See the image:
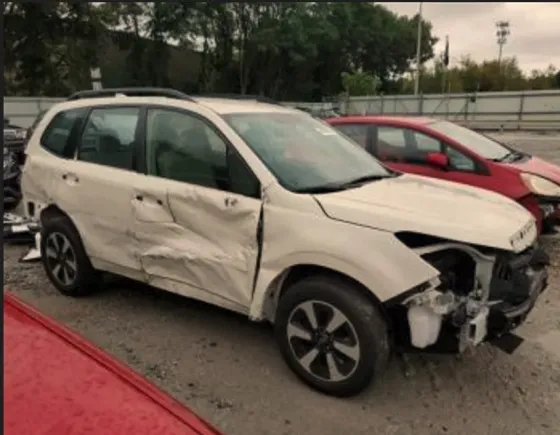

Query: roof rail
(67, 87), (196, 102)
(195, 93), (281, 105)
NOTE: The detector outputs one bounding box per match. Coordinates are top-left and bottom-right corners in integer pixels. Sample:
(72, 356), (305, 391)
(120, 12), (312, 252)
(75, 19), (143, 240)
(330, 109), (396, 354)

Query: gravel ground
(4, 133), (560, 435)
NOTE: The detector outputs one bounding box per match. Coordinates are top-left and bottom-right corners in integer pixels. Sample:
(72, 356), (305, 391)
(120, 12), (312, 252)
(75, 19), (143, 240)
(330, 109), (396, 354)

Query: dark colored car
(4, 292), (222, 435)
(328, 116), (559, 233)
(4, 117), (28, 164)
(3, 147), (22, 209)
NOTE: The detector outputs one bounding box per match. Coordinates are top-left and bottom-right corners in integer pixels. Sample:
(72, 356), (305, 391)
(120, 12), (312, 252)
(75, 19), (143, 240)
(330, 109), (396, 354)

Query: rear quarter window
(40, 108), (86, 158)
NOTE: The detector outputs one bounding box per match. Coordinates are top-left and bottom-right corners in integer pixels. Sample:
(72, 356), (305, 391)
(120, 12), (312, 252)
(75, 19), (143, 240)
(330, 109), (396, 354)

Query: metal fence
(4, 89), (560, 130)
(286, 90), (560, 130)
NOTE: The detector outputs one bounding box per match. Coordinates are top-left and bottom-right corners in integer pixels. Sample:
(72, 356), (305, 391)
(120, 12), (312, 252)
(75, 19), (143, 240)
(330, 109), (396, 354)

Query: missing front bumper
(390, 245), (549, 354)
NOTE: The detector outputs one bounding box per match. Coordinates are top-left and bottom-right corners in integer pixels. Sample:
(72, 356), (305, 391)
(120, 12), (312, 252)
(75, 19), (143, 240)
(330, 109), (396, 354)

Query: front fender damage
(387, 242), (549, 354)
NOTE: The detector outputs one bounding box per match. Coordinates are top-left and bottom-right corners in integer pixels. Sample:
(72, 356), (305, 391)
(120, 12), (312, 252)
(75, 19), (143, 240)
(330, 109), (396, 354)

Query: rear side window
(40, 108), (86, 157)
(78, 107), (140, 171)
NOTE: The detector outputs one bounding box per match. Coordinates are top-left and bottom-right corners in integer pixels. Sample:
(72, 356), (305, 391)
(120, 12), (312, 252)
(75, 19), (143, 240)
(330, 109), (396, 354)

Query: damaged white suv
(22, 88), (549, 397)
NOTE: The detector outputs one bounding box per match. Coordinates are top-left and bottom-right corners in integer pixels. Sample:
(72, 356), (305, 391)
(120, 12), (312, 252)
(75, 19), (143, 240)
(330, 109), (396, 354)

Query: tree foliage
(341, 72), (380, 96)
(400, 55), (559, 94)
(3, 2), (558, 99)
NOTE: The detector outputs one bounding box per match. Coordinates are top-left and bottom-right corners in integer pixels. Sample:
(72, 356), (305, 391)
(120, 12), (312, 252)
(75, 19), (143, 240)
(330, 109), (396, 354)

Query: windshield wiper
(293, 184), (351, 194)
(293, 173), (397, 194)
(491, 150), (525, 163)
(338, 173), (399, 188)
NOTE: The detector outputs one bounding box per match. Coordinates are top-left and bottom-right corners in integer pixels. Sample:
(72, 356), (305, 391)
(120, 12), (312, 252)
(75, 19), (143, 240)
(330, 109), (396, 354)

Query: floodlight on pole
(496, 20), (510, 67)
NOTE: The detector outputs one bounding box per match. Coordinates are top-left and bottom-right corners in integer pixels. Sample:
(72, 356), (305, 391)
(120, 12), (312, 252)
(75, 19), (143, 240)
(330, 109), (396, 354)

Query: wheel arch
(40, 204), (85, 247)
(255, 263), (391, 326)
(40, 203), (70, 224)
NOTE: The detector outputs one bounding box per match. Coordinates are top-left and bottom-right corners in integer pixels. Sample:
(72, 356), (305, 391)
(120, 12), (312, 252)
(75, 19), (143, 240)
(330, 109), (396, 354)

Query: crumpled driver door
(131, 176), (261, 312)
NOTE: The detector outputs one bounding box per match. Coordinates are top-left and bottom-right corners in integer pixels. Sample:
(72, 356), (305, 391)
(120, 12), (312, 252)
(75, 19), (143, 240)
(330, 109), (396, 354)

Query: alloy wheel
(44, 232), (78, 286)
(286, 300), (361, 382)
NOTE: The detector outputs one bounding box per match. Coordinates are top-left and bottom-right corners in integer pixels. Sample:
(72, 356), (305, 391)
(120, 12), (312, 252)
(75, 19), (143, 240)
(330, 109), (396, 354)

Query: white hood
(315, 174), (537, 252)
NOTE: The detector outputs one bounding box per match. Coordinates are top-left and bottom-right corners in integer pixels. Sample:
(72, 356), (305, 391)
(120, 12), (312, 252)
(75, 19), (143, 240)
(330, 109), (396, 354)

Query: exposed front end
(387, 237), (549, 354)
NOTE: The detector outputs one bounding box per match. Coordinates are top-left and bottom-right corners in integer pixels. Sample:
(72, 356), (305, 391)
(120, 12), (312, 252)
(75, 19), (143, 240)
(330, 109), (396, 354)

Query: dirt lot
(4, 133), (560, 435)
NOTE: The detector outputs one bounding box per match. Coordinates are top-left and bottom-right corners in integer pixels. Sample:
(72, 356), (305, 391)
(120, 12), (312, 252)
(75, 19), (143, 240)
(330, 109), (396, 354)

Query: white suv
(22, 88), (549, 397)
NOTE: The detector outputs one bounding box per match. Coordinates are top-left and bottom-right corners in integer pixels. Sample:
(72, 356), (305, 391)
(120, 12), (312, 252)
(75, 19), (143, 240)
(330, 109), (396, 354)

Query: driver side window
(145, 109), (260, 198)
(445, 146), (477, 172)
(412, 131), (442, 152)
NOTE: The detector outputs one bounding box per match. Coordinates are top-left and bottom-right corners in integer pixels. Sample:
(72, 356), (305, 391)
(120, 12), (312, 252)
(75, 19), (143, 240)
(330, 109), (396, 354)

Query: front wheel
(274, 275), (390, 397)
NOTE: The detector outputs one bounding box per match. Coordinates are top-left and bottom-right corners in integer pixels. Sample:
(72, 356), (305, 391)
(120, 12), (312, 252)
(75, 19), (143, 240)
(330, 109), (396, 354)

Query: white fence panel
(4, 97), (64, 128)
(286, 90), (560, 130)
(5, 90), (560, 130)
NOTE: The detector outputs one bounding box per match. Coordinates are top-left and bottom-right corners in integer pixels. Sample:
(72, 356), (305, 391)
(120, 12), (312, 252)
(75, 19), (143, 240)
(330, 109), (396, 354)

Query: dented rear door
(131, 176), (261, 311)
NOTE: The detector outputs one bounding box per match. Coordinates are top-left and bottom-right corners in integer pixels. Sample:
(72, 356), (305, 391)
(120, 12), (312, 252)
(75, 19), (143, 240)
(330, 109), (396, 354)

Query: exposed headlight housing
(520, 173), (560, 197)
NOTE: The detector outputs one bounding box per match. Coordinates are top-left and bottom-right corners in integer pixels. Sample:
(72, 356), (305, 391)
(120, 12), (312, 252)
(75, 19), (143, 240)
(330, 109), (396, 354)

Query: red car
(4, 293), (221, 435)
(327, 116), (560, 233)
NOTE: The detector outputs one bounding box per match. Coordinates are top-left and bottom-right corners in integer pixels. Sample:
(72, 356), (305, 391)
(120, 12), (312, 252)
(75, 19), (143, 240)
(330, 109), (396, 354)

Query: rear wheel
(275, 275), (390, 397)
(41, 215), (101, 296)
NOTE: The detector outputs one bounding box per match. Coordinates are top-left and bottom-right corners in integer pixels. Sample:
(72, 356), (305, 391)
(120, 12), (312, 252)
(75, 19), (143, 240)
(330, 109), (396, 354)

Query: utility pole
(413, 2), (423, 95)
(496, 20), (510, 68)
(441, 35), (449, 94)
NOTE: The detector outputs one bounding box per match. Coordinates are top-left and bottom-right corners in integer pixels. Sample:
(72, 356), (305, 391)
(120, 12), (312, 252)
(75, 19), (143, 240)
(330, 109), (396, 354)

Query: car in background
(327, 116), (559, 233)
(26, 109), (48, 144)
(4, 292), (221, 435)
(22, 88), (548, 397)
(3, 147), (22, 209)
(296, 105), (342, 119)
(4, 117), (28, 164)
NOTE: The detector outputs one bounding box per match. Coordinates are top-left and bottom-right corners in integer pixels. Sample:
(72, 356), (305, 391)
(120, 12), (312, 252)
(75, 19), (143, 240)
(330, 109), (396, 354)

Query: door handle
(62, 173), (79, 182)
(224, 197), (238, 207)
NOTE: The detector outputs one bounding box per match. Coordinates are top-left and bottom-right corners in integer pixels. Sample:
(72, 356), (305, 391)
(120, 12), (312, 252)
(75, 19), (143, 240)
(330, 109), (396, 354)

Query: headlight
(520, 173), (560, 197)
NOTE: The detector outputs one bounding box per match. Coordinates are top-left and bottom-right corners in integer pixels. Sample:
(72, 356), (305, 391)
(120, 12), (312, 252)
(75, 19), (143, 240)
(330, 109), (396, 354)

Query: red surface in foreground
(3, 292), (222, 435)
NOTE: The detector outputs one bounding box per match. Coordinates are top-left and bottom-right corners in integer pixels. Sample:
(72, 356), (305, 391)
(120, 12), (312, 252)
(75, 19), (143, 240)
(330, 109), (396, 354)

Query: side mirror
(426, 152), (449, 169)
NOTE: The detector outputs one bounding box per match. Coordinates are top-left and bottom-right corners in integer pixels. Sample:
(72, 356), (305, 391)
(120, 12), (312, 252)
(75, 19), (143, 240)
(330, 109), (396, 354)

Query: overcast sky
(379, 2), (560, 73)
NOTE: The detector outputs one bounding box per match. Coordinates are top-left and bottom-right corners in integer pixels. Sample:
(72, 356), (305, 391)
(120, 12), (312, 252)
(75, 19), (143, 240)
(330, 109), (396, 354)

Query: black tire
(40, 214), (101, 296)
(274, 275), (390, 397)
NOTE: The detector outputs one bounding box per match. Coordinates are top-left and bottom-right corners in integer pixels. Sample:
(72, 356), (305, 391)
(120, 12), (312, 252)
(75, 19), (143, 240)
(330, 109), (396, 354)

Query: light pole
(413, 2), (423, 95)
(496, 20), (510, 67)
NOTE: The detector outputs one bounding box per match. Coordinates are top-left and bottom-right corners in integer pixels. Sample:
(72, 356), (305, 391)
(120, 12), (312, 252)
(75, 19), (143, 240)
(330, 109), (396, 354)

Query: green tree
(3, 1), (441, 99)
(341, 71), (380, 96)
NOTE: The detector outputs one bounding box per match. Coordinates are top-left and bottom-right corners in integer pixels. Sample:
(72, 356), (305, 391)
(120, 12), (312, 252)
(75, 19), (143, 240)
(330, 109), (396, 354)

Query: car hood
(314, 174), (537, 252)
(505, 155), (560, 184)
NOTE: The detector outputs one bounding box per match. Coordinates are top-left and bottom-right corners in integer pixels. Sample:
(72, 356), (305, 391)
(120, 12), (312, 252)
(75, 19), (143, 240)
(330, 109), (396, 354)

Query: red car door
(372, 124), (496, 190)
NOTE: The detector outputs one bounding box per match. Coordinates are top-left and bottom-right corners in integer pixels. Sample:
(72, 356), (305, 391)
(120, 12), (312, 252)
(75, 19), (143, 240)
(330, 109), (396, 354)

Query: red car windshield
(428, 120), (511, 161)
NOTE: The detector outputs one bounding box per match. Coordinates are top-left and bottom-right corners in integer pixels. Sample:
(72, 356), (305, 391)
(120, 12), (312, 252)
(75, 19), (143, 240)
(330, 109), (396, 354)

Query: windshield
(223, 111), (391, 192)
(428, 120), (511, 160)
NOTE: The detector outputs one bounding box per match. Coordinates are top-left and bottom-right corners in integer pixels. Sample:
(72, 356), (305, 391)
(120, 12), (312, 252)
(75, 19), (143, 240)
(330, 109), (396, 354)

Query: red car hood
(3, 293), (221, 435)
(505, 155), (560, 183)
